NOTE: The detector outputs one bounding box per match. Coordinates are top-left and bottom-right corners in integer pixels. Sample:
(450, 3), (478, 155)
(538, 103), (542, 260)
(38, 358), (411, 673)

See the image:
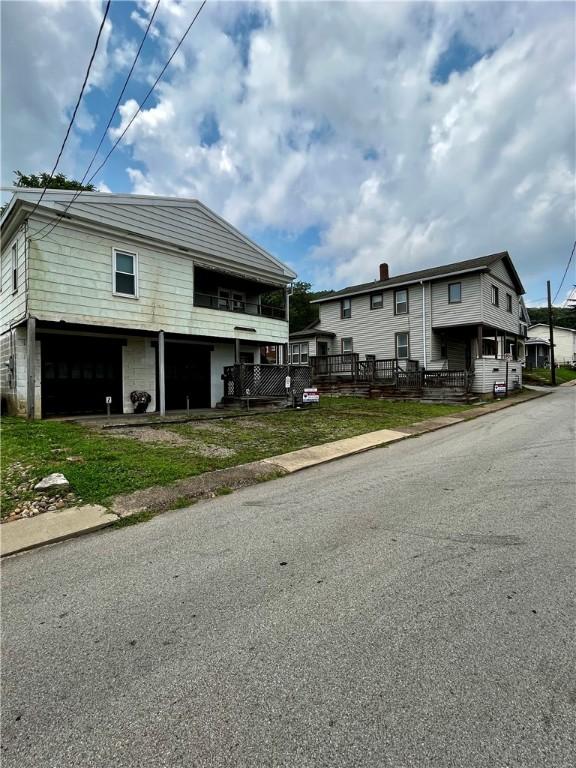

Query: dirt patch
(113, 427), (192, 447)
(188, 442), (236, 458)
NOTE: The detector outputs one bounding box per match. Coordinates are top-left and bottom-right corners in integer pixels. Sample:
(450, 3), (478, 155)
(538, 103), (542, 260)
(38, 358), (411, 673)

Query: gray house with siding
(290, 253), (527, 395)
(0, 189), (295, 418)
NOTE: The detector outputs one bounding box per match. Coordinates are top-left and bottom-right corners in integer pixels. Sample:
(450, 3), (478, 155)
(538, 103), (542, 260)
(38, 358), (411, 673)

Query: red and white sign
(302, 388), (320, 404)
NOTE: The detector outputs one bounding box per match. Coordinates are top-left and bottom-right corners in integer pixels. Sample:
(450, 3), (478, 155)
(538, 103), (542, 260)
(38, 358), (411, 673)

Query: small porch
(221, 363), (312, 406)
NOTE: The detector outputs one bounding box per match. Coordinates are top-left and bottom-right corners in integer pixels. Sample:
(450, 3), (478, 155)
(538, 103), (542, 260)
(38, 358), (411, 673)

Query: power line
(32, 0), (206, 244)
(553, 240), (576, 304)
(27, 0), (111, 221)
(31, 0), (161, 241)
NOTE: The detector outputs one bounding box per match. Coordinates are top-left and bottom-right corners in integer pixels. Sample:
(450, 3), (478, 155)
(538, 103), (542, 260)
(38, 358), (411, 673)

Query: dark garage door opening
(164, 343), (211, 410)
(41, 336), (123, 417)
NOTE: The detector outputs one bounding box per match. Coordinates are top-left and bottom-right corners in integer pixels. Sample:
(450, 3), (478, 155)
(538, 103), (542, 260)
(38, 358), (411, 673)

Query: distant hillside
(527, 307), (576, 330)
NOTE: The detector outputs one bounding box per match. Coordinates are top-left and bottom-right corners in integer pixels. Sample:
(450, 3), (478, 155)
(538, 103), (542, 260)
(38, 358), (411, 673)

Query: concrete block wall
(122, 337), (157, 414)
(1, 327), (41, 417)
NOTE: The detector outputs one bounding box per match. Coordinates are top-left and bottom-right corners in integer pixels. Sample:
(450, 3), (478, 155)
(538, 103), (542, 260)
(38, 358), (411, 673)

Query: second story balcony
(194, 292), (286, 319)
(193, 266), (287, 321)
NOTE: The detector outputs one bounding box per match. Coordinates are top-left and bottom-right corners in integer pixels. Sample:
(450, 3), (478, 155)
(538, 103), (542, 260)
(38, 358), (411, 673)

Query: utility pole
(547, 280), (556, 386)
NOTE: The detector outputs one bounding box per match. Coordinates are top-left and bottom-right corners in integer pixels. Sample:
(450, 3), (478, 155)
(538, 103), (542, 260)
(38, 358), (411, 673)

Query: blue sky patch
(432, 33), (487, 84)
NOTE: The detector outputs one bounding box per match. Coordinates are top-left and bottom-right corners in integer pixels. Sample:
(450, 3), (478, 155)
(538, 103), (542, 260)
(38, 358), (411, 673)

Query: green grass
(523, 367), (576, 385)
(1, 398), (471, 518)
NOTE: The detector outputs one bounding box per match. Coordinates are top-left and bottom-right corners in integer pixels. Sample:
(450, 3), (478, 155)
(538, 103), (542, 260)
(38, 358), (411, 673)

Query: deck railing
(194, 293), (286, 319)
(422, 370), (472, 391)
(222, 363), (311, 400)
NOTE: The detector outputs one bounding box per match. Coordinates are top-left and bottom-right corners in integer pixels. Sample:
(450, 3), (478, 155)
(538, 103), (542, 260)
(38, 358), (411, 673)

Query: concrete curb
(1, 389), (551, 557)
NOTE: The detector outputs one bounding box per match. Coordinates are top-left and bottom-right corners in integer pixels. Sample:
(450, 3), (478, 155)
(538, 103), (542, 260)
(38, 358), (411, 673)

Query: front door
(317, 341), (329, 357)
(164, 343), (211, 410)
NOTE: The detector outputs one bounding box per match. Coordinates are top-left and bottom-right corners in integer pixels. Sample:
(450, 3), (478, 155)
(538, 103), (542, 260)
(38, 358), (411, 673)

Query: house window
(370, 293), (383, 310)
(491, 285), (499, 306)
(341, 298), (352, 319)
(341, 337), (353, 354)
(218, 288), (245, 312)
(366, 354), (376, 361)
(113, 249), (138, 297)
(395, 332), (410, 359)
(506, 293), (512, 313)
(448, 282), (461, 303)
(290, 342), (309, 365)
(394, 289), (408, 314)
(12, 243), (17, 293)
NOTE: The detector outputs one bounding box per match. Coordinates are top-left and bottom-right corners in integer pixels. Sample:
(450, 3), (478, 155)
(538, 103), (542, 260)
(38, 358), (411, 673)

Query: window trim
(112, 248), (139, 299)
(491, 284), (499, 307)
(341, 337), (353, 354)
(395, 331), (410, 359)
(506, 293), (513, 313)
(12, 242), (18, 294)
(448, 282), (462, 304)
(289, 342), (309, 365)
(370, 293), (383, 310)
(341, 297), (352, 319)
(394, 288), (409, 315)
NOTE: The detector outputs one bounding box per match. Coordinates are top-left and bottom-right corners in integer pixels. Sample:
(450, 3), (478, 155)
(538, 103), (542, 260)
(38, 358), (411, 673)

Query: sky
(1, 0), (575, 306)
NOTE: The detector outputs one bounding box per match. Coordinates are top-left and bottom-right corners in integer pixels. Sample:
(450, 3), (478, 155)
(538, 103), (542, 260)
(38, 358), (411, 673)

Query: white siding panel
(0, 225), (27, 333)
(481, 273), (521, 334)
(430, 274), (483, 328)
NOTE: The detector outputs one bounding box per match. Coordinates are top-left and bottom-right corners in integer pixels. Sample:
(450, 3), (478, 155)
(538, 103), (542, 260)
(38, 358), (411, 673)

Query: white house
(527, 324), (576, 366)
(0, 190), (295, 418)
(291, 252), (527, 395)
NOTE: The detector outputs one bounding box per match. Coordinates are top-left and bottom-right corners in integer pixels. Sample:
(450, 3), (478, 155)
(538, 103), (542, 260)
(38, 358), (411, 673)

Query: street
(2, 388), (575, 767)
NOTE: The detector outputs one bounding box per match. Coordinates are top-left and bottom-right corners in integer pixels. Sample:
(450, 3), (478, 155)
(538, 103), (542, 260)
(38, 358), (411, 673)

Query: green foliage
(262, 281), (336, 332)
(527, 306), (576, 330)
(1, 170), (97, 216)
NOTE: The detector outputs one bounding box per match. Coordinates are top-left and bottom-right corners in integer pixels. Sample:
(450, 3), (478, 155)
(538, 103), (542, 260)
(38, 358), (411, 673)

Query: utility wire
(27, 0), (111, 221)
(31, 0), (161, 241)
(32, 0), (207, 243)
(553, 240), (576, 304)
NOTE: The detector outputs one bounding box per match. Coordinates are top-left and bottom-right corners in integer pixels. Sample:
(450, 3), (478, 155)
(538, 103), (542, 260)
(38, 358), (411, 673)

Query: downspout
(421, 281), (427, 370)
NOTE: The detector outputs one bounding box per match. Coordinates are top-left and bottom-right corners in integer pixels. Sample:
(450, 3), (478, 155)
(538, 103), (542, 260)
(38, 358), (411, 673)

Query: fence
(222, 363), (311, 400)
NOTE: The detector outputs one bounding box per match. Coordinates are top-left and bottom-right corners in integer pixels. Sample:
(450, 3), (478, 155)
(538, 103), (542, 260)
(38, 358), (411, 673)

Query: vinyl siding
(471, 358), (522, 394)
(317, 284), (425, 363)
(481, 272), (521, 334)
(26, 219), (288, 345)
(430, 274), (482, 328)
(527, 326), (576, 363)
(0, 224), (27, 333)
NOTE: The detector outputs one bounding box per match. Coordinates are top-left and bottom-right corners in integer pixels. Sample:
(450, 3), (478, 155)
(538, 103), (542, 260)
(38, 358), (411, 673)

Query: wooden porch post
(26, 317), (36, 420)
(158, 330), (166, 416)
(235, 338), (241, 364)
(477, 325), (483, 359)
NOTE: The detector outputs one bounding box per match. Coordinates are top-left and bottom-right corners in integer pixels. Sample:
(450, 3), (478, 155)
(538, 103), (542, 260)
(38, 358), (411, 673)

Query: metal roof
(1, 189), (296, 284)
(312, 252), (524, 303)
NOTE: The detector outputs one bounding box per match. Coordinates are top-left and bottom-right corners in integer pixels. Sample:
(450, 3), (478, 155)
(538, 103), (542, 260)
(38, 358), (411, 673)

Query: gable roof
(1, 189), (296, 284)
(289, 321), (335, 339)
(312, 251), (524, 303)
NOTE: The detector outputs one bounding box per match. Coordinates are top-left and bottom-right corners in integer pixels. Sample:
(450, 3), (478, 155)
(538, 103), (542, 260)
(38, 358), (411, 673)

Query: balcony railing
(194, 293), (286, 319)
(310, 354), (420, 382)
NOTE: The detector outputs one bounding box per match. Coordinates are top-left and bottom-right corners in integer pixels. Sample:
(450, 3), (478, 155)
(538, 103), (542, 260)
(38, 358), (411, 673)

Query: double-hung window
(341, 298), (352, 319)
(506, 293), (513, 313)
(113, 249), (138, 297)
(491, 285), (499, 306)
(341, 337), (353, 354)
(395, 332), (410, 359)
(448, 282), (461, 303)
(394, 289), (408, 314)
(370, 293), (383, 310)
(290, 342), (309, 365)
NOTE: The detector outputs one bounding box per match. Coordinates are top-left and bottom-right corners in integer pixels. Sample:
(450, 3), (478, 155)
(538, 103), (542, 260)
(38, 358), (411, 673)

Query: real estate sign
(302, 388), (320, 404)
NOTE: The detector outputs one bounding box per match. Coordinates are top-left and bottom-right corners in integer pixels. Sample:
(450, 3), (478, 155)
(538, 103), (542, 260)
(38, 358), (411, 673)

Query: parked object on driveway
(130, 391), (152, 414)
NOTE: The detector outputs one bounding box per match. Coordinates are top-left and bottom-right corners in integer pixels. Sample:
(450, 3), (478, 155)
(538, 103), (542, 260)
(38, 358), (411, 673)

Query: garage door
(41, 336), (123, 417)
(164, 343), (211, 410)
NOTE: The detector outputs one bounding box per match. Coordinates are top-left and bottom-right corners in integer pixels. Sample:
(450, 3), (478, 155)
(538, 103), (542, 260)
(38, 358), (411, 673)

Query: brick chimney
(379, 263), (389, 281)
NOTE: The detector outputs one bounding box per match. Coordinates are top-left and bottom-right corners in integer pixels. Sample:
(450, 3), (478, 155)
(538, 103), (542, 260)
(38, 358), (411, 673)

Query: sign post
(105, 396), (112, 417)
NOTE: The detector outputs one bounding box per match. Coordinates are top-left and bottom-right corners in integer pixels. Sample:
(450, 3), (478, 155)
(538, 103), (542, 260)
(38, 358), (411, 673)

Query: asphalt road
(2, 389), (575, 768)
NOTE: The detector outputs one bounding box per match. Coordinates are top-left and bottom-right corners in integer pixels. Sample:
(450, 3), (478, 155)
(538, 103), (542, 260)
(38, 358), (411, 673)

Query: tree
(1, 170), (97, 216)
(262, 281), (335, 332)
(527, 305), (576, 330)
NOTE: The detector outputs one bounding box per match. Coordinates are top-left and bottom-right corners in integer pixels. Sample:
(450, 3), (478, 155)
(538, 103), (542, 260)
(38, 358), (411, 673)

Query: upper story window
(12, 243), (18, 293)
(506, 293), (513, 313)
(219, 288), (245, 313)
(491, 285), (499, 306)
(341, 297), (352, 318)
(448, 282), (461, 304)
(396, 332), (410, 359)
(394, 288), (408, 315)
(113, 249), (138, 298)
(370, 293), (383, 310)
(341, 337), (353, 354)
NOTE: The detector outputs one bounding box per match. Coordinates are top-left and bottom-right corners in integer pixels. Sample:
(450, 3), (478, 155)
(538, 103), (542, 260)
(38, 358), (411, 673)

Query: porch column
(158, 330), (166, 416)
(477, 325), (483, 359)
(26, 317), (36, 420)
(234, 338), (241, 363)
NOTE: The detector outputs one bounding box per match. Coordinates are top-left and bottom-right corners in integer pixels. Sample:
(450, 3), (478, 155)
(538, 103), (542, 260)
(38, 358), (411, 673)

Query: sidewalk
(1, 389), (550, 557)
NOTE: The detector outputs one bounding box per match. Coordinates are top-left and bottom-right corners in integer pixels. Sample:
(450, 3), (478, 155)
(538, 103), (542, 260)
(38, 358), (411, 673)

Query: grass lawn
(1, 398), (471, 517)
(523, 367), (576, 386)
